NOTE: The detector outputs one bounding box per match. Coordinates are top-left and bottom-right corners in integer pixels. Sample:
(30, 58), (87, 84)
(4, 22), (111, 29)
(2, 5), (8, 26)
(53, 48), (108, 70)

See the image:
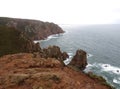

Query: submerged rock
(69, 49), (87, 70)
(62, 52), (69, 60)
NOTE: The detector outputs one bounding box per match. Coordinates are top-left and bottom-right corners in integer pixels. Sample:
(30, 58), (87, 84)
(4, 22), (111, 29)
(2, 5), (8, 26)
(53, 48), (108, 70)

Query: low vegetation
(87, 72), (115, 89)
(0, 26), (39, 57)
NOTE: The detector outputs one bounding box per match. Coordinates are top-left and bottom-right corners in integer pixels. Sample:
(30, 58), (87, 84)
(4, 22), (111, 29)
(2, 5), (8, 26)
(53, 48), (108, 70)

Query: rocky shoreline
(0, 17), (114, 89)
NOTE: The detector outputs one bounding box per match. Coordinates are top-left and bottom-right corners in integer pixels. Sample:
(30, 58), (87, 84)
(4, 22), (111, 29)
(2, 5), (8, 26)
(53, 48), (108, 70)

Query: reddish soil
(0, 53), (112, 89)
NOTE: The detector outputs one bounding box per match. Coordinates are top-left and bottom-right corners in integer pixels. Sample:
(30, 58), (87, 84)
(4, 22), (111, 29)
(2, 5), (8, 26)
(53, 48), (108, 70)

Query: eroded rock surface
(69, 49), (87, 70)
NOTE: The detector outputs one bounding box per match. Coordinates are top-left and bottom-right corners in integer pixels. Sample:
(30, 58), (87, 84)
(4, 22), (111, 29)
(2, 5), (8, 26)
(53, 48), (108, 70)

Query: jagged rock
(42, 45), (68, 61)
(69, 49), (87, 70)
(42, 45), (62, 59)
(62, 52), (69, 60)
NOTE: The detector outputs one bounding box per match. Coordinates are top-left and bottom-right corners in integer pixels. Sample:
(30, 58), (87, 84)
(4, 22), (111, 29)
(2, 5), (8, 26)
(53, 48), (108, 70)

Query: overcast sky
(0, 0), (120, 24)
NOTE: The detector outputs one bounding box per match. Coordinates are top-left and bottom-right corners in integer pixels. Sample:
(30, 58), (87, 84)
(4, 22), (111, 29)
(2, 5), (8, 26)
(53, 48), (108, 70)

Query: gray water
(38, 24), (120, 89)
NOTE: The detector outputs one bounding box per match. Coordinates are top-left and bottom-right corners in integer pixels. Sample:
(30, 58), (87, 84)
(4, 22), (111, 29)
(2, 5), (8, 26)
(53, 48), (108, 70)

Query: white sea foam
(86, 63), (93, 67)
(87, 53), (93, 58)
(84, 63), (93, 72)
(34, 40), (40, 43)
(34, 33), (63, 43)
(100, 64), (120, 75)
(64, 52), (73, 65)
(85, 62), (120, 75)
(113, 77), (120, 84)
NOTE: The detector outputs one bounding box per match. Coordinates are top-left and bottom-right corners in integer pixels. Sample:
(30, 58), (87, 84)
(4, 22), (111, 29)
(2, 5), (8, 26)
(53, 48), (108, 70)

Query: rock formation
(0, 17), (64, 57)
(0, 53), (113, 89)
(0, 17), (64, 40)
(41, 45), (69, 61)
(69, 49), (87, 70)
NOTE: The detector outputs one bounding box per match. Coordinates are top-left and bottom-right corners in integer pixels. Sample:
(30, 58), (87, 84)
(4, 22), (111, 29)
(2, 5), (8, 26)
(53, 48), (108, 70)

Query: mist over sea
(38, 24), (120, 89)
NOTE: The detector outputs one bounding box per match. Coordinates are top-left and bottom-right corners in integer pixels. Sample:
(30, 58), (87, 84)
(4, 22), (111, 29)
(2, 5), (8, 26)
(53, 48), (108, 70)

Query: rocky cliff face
(0, 17), (64, 40)
(69, 49), (87, 70)
(0, 53), (113, 89)
(0, 26), (41, 57)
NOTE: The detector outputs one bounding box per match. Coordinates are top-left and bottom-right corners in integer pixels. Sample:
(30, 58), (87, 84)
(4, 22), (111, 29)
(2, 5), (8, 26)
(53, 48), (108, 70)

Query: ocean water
(36, 24), (120, 89)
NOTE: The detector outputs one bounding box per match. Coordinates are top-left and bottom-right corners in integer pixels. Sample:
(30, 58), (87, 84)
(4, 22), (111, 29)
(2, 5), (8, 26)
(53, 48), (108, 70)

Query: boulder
(62, 52), (69, 60)
(69, 49), (87, 70)
(41, 46), (69, 61)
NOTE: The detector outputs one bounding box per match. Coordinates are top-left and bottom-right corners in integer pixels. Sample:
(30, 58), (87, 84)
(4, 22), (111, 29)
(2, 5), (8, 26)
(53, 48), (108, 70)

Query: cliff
(0, 17), (64, 40)
(0, 53), (113, 89)
(0, 26), (41, 57)
(69, 49), (87, 70)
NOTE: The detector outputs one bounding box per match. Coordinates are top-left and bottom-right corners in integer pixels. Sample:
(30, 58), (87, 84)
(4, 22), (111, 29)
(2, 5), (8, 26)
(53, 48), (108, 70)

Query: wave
(113, 77), (120, 84)
(64, 52), (73, 65)
(64, 53), (93, 65)
(87, 53), (93, 58)
(100, 64), (120, 75)
(85, 63), (120, 74)
(34, 33), (63, 43)
(84, 62), (120, 88)
(45, 33), (63, 41)
(34, 40), (39, 44)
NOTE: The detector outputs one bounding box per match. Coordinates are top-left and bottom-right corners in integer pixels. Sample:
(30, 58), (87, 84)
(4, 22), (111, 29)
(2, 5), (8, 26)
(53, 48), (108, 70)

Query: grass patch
(87, 72), (115, 89)
(67, 65), (81, 72)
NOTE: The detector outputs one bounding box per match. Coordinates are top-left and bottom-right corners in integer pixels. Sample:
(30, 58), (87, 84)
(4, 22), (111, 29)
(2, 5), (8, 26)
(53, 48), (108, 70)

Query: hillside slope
(0, 53), (113, 89)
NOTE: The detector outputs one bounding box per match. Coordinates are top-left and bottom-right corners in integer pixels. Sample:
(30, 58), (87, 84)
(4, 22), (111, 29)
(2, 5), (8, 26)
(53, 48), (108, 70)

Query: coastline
(0, 17), (115, 89)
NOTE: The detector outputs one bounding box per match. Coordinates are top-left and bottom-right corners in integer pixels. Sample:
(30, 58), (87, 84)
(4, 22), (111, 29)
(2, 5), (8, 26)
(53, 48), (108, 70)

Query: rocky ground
(0, 53), (113, 89)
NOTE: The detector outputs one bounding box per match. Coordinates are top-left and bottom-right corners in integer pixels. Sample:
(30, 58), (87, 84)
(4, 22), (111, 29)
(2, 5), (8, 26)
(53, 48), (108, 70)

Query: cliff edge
(0, 53), (113, 89)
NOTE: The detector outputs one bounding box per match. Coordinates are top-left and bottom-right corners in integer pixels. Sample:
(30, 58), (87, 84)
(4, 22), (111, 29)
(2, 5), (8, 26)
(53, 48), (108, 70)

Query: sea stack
(69, 49), (87, 70)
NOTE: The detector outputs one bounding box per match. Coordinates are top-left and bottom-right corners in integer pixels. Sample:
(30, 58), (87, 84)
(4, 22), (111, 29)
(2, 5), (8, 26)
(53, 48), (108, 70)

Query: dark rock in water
(104, 65), (108, 67)
(117, 70), (119, 72)
(62, 52), (69, 60)
(69, 49), (87, 70)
